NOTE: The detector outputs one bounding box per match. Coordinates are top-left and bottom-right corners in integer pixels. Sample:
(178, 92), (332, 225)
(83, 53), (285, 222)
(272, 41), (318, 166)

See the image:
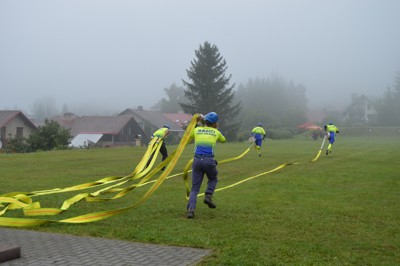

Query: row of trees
(236, 78), (307, 129)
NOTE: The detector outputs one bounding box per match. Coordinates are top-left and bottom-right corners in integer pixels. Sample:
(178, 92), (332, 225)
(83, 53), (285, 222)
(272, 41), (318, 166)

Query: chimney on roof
(63, 112), (75, 121)
(138, 106), (143, 110)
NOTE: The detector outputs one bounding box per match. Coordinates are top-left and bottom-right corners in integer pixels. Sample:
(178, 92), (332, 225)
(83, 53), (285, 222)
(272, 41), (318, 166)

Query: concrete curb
(0, 244), (21, 263)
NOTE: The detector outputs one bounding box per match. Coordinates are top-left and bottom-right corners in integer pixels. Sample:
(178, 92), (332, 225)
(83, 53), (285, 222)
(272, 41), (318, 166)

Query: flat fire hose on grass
(186, 136), (325, 197)
(0, 137), (164, 217)
(0, 137), (161, 201)
(182, 143), (255, 199)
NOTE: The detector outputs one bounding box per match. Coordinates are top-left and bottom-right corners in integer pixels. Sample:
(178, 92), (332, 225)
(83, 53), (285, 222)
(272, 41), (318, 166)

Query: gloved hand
(196, 114), (204, 122)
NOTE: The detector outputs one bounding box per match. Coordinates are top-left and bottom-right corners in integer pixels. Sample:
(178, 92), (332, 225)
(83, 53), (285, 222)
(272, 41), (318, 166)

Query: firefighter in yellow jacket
(324, 121), (339, 155)
(251, 123), (266, 157)
(186, 112), (226, 219)
(147, 124), (170, 170)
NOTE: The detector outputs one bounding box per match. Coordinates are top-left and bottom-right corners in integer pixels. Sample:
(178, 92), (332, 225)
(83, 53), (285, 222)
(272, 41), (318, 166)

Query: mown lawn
(1, 135), (399, 265)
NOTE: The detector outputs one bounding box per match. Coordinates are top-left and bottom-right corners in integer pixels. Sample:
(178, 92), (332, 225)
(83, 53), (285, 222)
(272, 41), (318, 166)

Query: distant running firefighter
(324, 121), (339, 155)
(251, 123), (266, 157)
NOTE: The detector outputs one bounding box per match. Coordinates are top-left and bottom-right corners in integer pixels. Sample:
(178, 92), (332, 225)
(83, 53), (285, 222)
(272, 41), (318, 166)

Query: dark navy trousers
(187, 156), (218, 210)
(328, 132), (335, 144)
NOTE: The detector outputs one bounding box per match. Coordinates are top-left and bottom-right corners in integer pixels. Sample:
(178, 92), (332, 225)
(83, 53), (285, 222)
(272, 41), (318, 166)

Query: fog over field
(1, 0), (399, 115)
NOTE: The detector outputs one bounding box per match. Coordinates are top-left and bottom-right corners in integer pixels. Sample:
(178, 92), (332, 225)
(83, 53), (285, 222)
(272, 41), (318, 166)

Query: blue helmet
(329, 121), (333, 125)
(258, 123), (262, 126)
(163, 124), (170, 129)
(204, 112), (219, 123)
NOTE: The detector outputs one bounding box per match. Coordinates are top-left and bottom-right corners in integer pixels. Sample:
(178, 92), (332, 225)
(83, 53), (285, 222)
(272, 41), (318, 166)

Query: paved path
(0, 228), (211, 266)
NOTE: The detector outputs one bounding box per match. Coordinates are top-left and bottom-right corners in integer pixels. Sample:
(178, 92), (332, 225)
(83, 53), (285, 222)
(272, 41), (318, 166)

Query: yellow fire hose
(1, 137), (164, 217)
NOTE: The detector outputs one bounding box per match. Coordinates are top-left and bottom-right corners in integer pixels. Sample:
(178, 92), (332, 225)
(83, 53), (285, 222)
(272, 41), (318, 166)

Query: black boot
(204, 194), (216, 208)
(187, 209), (195, 219)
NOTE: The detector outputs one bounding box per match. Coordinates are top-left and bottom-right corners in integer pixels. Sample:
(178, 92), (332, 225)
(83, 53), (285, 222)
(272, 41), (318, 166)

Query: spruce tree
(180, 41), (241, 138)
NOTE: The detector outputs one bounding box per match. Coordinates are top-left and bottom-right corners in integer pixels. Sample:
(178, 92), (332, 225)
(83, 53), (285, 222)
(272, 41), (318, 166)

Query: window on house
(138, 121), (144, 129)
(16, 127), (23, 138)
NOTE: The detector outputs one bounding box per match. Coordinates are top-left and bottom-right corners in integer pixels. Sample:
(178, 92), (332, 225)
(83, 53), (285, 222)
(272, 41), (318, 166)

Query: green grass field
(1, 135), (399, 265)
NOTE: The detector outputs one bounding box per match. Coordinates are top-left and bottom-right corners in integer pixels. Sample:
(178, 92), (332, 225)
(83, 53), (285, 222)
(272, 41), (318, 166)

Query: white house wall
(4, 116), (35, 138)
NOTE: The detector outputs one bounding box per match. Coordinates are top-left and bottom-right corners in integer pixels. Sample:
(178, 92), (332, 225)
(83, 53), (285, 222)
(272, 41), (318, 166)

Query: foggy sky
(1, 0), (399, 114)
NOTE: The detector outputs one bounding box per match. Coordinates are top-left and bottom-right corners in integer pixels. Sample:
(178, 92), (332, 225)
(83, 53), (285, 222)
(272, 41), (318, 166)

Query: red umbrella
(297, 122), (322, 130)
(306, 125), (323, 130)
